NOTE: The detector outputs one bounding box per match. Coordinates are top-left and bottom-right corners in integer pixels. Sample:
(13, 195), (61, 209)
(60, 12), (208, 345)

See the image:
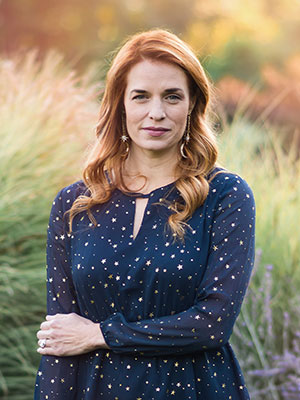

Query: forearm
(99, 299), (237, 356)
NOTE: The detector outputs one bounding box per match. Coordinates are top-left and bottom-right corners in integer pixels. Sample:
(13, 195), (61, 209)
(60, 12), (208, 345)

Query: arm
(99, 175), (256, 356)
(34, 188), (79, 399)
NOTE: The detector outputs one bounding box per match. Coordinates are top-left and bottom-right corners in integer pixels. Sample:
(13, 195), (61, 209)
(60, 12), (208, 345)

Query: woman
(34, 29), (255, 399)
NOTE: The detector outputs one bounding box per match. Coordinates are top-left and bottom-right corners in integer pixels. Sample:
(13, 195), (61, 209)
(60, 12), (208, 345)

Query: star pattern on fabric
(34, 168), (255, 400)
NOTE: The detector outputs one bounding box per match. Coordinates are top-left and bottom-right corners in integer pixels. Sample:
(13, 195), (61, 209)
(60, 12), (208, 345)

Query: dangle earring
(121, 113), (130, 154)
(180, 113), (191, 159)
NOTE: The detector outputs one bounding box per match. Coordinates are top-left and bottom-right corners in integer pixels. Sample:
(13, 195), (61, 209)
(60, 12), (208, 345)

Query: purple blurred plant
(232, 248), (300, 400)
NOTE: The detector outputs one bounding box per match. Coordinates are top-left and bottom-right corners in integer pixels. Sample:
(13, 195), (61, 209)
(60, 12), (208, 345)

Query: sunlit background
(1, 0), (300, 131)
(0, 1), (299, 399)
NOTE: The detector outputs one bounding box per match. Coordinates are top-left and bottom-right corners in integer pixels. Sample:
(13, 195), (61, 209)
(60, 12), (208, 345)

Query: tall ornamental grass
(0, 50), (299, 399)
(219, 115), (300, 399)
(0, 50), (99, 399)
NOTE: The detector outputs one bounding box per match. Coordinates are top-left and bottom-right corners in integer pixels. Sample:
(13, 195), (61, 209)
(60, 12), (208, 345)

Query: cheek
(124, 104), (144, 123)
(172, 111), (189, 132)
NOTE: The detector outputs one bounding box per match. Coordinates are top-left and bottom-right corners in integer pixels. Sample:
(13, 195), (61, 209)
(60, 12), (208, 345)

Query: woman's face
(123, 59), (191, 156)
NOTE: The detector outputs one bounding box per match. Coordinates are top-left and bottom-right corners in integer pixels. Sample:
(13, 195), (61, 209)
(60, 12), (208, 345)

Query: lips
(142, 126), (170, 137)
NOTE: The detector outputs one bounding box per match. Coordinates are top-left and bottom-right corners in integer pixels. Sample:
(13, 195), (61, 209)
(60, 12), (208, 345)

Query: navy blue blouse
(34, 167), (255, 399)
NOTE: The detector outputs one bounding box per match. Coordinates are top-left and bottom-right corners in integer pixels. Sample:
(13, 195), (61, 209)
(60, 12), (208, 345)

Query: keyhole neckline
(117, 180), (177, 199)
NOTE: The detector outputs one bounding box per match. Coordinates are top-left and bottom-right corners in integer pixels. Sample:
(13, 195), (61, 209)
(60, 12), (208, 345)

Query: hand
(36, 313), (110, 356)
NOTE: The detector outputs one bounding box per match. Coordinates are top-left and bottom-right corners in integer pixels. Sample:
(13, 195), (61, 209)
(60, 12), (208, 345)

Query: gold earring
(121, 114), (130, 153)
(180, 113), (191, 159)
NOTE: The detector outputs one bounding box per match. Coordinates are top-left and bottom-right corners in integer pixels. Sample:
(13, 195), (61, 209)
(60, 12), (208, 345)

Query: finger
(40, 321), (51, 330)
(46, 314), (58, 321)
(36, 330), (50, 339)
(37, 345), (56, 356)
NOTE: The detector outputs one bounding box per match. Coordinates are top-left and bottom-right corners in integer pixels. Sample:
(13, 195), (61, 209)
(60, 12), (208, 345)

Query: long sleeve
(99, 175), (256, 356)
(34, 188), (79, 399)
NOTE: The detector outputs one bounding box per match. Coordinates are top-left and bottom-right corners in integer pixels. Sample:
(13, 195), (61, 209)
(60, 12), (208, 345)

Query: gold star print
(213, 245), (218, 251)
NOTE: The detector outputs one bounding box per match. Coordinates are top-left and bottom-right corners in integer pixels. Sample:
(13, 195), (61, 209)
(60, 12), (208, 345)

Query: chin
(132, 139), (178, 154)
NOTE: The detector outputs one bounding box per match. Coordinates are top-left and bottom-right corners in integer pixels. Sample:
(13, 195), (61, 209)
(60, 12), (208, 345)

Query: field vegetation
(0, 51), (299, 399)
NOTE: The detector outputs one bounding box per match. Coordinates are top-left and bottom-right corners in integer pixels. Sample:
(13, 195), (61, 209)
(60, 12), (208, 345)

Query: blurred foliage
(1, 0), (299, 83)
(1, 0), (299, 134)
(233, 253), (300, 399)
(0, 50), (98, 399)
(215, 53), (300, 140)
(0, 50), (299, 399)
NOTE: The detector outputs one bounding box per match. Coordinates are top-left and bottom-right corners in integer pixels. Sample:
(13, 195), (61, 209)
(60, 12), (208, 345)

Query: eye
(165, 94), (182, 103)
(132, 94), (148, 101)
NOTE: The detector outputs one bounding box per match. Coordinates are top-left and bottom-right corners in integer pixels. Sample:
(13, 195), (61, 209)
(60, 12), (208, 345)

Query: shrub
(0, 50), (98, 399)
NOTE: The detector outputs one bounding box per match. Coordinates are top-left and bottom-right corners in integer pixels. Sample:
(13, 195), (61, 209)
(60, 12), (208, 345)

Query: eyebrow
(130, 88), (184, 94)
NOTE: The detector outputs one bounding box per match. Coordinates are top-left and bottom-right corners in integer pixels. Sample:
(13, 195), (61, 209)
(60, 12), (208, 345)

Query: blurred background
(0, 0), (299, 399)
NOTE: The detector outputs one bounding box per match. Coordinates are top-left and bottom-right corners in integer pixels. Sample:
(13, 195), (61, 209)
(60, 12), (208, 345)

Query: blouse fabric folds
(34, 168), (255, 399)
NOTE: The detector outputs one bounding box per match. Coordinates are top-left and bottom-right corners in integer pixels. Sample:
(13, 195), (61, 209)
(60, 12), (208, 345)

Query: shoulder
(51, 180), (89, 213)
(206, 166), (255, 209)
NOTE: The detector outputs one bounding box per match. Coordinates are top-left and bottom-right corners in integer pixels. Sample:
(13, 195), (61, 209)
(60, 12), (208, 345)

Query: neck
(123, 146), (179, 193)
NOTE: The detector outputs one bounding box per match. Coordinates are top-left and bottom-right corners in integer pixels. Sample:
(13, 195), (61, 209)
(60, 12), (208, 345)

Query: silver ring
(40, 339), (46, 348)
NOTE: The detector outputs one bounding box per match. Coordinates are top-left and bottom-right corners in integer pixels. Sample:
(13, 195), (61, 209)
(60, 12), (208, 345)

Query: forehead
(125, 59), (189, 91)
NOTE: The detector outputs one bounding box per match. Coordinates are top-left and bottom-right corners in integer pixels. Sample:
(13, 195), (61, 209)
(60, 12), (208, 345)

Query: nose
(148, 99), (166, 120)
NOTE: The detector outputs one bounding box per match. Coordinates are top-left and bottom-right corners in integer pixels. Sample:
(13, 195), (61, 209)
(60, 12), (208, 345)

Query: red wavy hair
(68, 29), (219, 239)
